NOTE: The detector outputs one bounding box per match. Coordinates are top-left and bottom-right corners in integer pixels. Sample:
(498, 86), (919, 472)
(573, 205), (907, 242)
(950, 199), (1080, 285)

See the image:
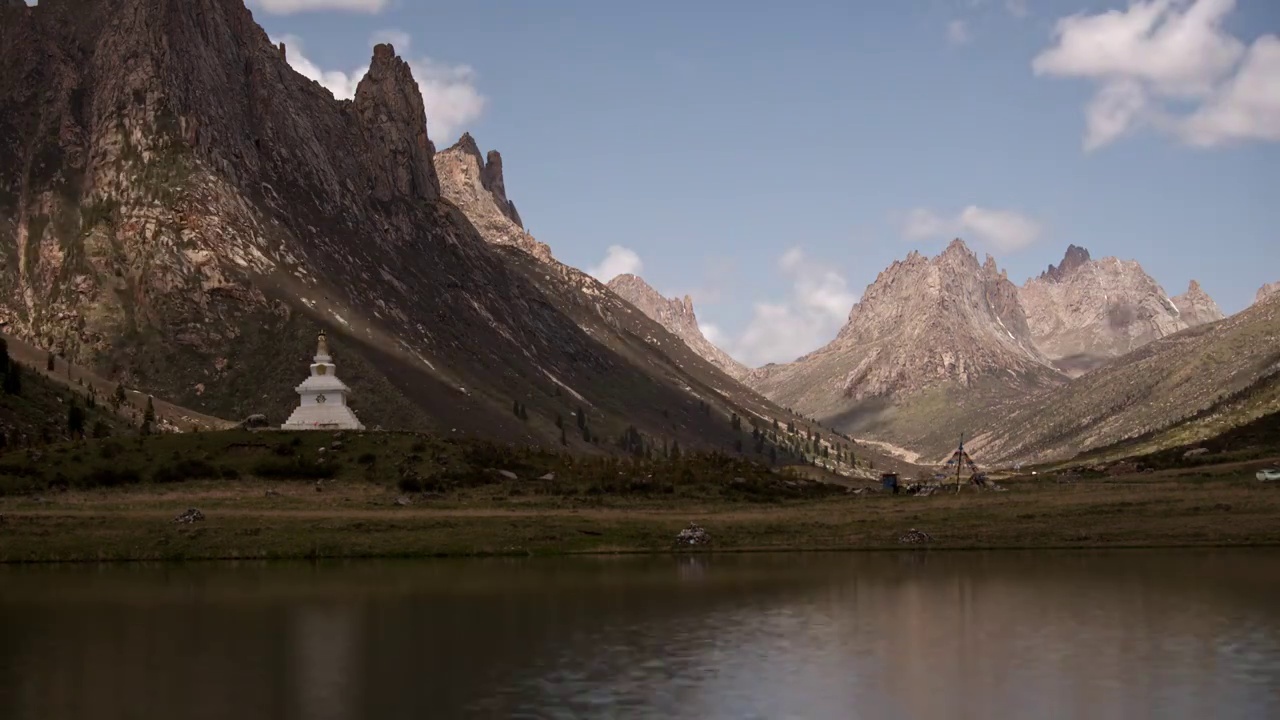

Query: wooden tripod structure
(938, 434), (984, 493)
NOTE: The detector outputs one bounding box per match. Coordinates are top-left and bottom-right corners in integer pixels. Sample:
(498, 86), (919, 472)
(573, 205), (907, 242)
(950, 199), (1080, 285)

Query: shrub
(152, 459), (222, 483)
(251, 458), (336, 480)
(397, 475), (423, 494)
(77, 466), (143, 489)
(357, 452), (377, 465)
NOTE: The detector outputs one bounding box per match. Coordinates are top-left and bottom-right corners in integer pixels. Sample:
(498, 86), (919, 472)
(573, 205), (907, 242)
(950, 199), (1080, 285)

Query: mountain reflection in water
(1, 551), (1278, 720)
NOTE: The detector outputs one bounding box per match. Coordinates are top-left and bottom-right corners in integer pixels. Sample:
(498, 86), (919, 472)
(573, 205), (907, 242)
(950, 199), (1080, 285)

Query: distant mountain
(969, 294), (1280, 465)
(1258, 282), (1280, 306)
(1019, 245), (1222, 376)
(605, 274), (748, 381)
(1171, 280), (1225, 327)
(750, 239), (1065, 458)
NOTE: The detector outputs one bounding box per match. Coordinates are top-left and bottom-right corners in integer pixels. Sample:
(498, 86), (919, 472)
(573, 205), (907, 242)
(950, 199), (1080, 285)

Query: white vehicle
(1256, 468), (1280, 482)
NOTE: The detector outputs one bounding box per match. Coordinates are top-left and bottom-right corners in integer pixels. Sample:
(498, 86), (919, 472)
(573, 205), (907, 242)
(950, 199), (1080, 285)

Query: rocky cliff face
(1018, 246), (1221, 376)
(752, 239), (1065, 456)
(433, 133), (550, 261)
(1258, 282), (1280, 305)
(1171, 280), (1225, 327)
(0, 0), (812, 454)
(606, 274), (748, 380)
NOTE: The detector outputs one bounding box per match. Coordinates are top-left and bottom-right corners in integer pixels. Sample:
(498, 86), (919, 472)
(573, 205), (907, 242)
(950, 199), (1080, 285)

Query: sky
(242, 0), (1279, 367)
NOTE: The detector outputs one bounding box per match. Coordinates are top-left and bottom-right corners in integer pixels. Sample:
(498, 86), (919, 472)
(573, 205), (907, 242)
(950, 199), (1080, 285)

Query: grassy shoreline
(2, 430), (1277, 563)
(4, 471), (1279, 563)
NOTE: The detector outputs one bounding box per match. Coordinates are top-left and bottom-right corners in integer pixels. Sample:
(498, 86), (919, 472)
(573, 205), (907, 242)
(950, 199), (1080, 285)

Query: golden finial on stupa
(317, 330), (329, 358)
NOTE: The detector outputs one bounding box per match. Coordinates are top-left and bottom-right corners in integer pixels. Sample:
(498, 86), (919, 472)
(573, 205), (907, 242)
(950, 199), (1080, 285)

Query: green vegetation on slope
(0, 339), (130, 450)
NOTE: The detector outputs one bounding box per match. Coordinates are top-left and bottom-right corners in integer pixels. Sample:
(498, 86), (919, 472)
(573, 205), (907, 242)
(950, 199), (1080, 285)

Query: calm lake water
(2, 551), (1279, 719)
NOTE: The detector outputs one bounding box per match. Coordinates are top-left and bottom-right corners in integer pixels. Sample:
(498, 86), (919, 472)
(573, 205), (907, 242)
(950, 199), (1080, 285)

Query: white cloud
(251, 0), (388, 14)
(698, 322), (726, 347)
(901, 206), (1042, 252)
(588, 245), (644, 282)
(947, 20), (972, 46)
(370, 29), (412, 50)
(1179, 36), (1280, 146)
(726, 248), (858, 367)
(1032, 0), (1280, 149)
(277, 34), (486, 143)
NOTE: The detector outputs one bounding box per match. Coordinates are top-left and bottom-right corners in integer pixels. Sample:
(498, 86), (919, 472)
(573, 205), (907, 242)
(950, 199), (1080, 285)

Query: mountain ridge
(605, 273), (749, 381)
(1017, 245), (1223, 377)
(749, 239), (1066, 457)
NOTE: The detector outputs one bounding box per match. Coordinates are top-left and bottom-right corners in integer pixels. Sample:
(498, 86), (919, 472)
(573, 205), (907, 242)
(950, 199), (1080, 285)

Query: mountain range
(0, 0), (1274, 472)
(619, 240), (1272, 463)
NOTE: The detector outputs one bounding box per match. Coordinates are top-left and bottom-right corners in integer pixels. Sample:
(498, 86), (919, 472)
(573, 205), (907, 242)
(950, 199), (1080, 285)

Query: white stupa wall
(282, 336), (365, 431)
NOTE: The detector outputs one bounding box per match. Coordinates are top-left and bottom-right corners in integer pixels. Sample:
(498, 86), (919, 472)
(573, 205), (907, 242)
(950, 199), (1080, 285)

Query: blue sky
(249, 0), (1279, 366)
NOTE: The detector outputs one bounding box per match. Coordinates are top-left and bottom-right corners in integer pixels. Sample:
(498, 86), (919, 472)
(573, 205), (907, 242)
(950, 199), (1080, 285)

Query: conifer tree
(68, 402), (86, 438)
(3, 363), (20, 396)
(142, 396), (156, 434)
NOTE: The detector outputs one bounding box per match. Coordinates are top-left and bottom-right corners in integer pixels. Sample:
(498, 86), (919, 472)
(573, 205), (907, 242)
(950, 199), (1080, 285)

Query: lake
(2, 551), (1279, 719)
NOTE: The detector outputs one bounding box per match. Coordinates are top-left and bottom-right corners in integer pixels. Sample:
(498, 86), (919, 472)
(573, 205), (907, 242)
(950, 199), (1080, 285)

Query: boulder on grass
(173, 508), (205, 524)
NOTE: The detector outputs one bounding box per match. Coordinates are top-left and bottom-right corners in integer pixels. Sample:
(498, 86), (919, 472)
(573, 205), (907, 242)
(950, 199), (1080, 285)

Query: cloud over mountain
(277, 33), (485, 143)
(1033, 0), (1280, 150)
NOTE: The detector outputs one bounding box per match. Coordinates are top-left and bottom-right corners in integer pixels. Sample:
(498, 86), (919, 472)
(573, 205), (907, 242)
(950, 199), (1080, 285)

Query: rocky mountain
(1018, 246), (1222, 376)
(433, 133), (551, 263)
(0, 0), (899, 467)
(1258, 282), (1280, 305)
(752, 239), (1066, 457)
(968, 292), (1280, 465)
(1171, 280), (1225, 327)
(605, 274), (748, 381)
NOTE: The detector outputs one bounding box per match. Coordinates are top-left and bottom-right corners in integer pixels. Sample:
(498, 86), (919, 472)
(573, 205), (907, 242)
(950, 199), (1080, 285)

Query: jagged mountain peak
(754, 244), (1062, 449)
(1019, 246), (1222, 376)
(354, 43), (439, 202)
(434, 132), (545, 258)
(606, 274), (747, 381)
(1038, 244), (1092, 283)
(1257, 282), (1280, 305)
(1171, 279), (1225, 327)
(449, 131), (484, 161)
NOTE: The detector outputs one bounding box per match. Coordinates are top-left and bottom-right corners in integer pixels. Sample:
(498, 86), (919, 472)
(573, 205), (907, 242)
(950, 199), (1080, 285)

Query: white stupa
(282, 331), (365, 430)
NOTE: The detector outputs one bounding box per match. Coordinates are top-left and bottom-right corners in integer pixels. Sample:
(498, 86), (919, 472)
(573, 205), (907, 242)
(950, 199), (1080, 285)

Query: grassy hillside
(0, 344), (129, 450)
(967, 296), (1280, 466)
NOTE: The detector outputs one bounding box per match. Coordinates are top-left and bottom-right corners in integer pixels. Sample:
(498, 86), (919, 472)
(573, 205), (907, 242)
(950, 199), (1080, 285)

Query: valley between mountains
(1, 0), (1276, 478)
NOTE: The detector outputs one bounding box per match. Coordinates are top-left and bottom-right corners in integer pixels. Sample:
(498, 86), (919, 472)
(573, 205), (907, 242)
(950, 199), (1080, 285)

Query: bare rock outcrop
(606, 274), (748, 380)
(1171, 280), (1225, 327)
(1258, 282), (1280, 305)
(434, 133), (551, 262)
(354, 43), (440, 203)
(754, 239), (1063, 424)
(1018, 246), (1222, 376)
